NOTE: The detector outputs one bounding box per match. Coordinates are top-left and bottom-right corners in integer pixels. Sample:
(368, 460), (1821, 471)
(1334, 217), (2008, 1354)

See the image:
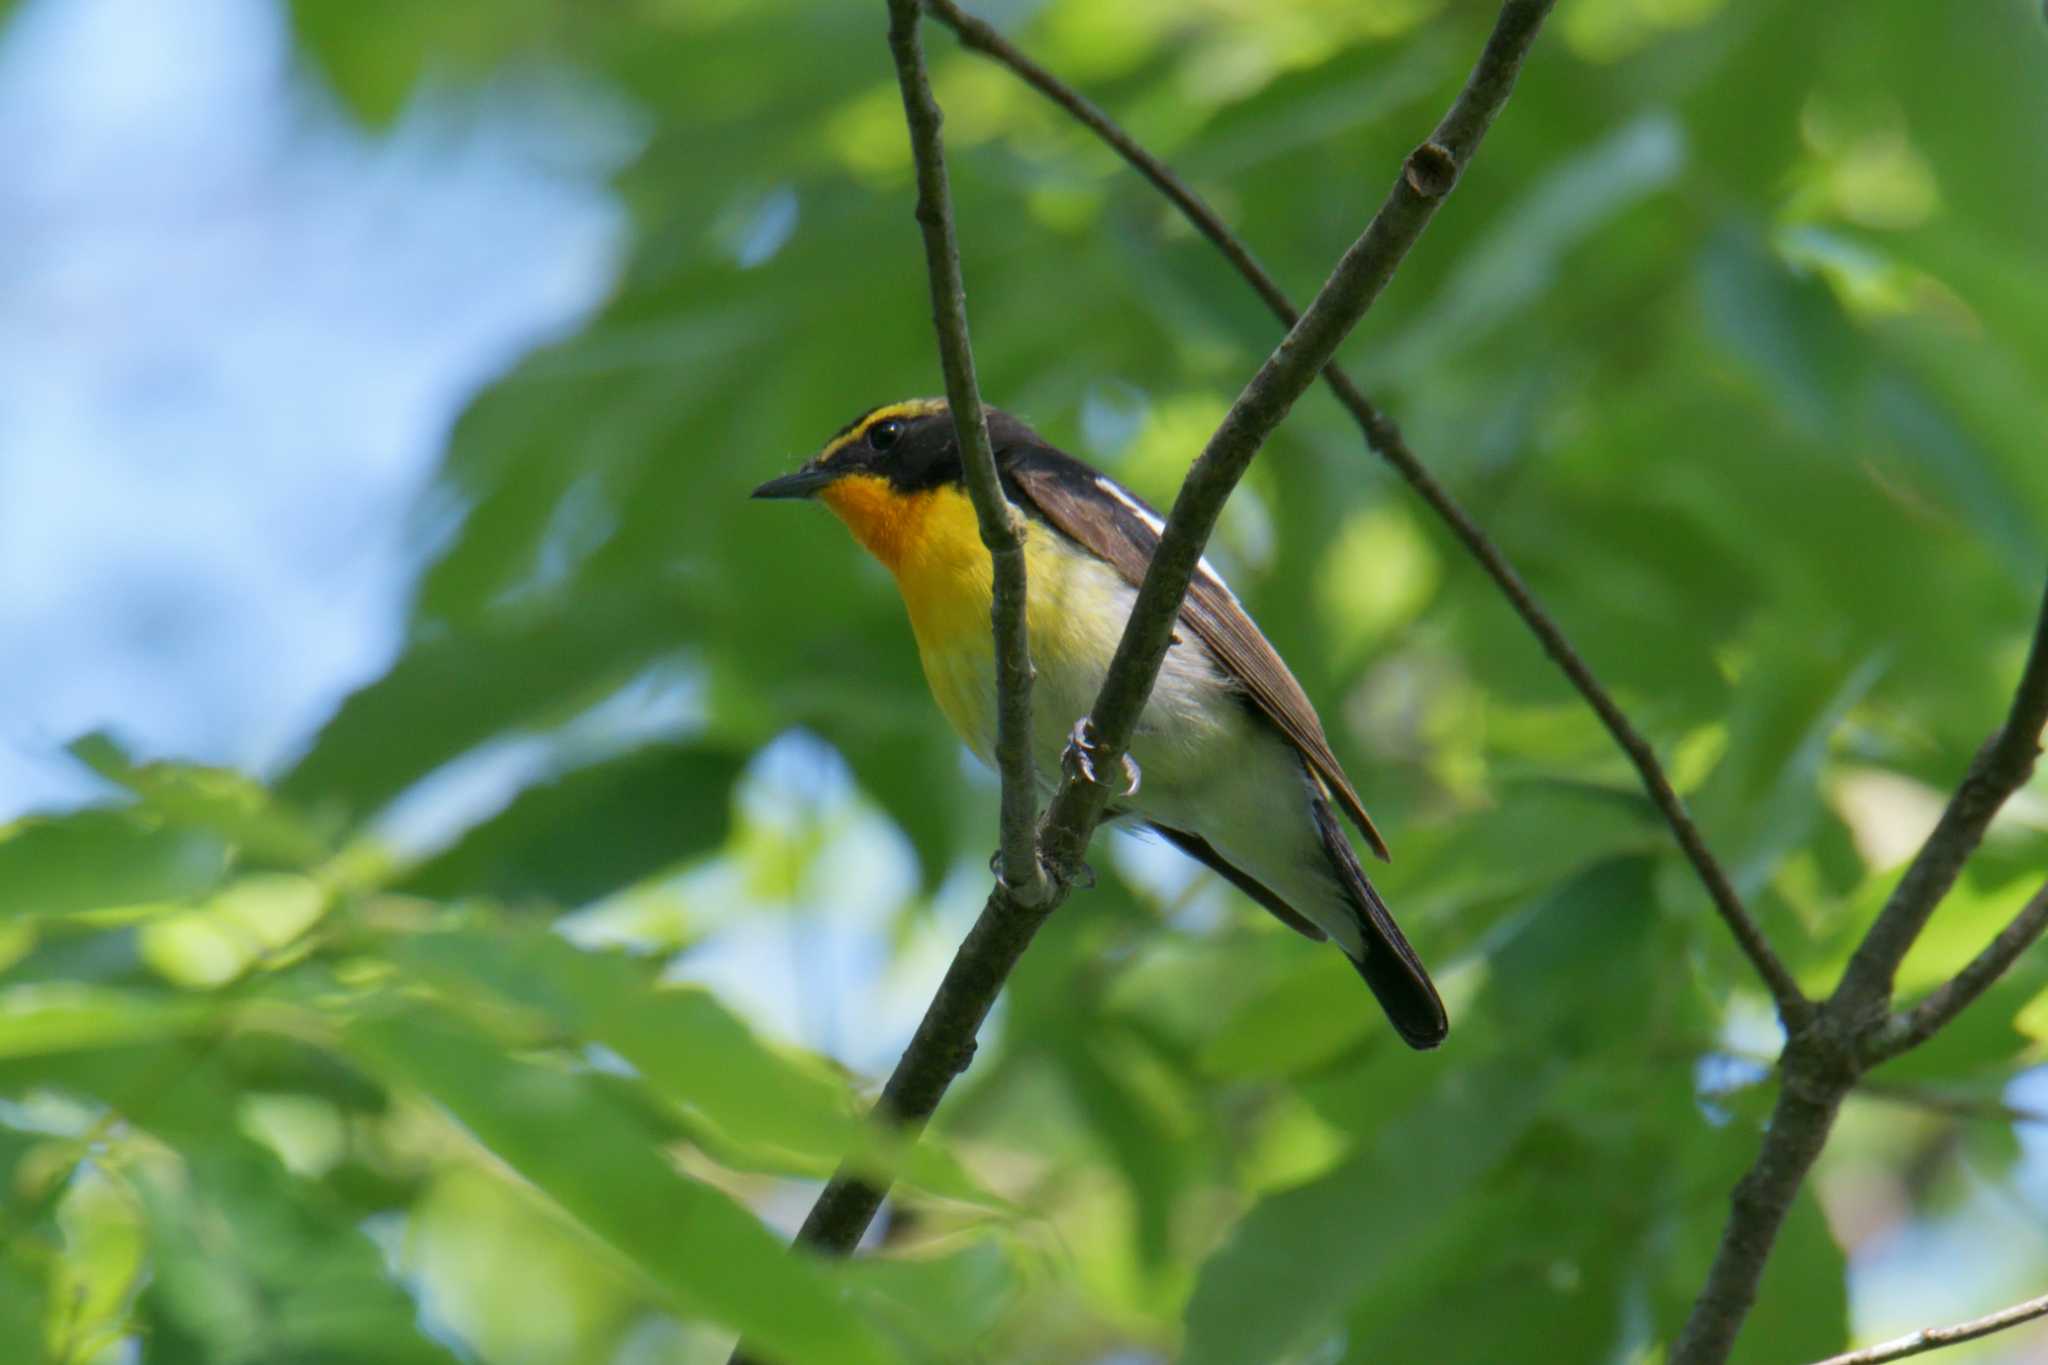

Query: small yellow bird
(754, 399), (1446, 1049)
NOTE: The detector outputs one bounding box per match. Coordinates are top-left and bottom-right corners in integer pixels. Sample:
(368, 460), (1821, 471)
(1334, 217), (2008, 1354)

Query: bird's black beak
(750, 464), (837, 501)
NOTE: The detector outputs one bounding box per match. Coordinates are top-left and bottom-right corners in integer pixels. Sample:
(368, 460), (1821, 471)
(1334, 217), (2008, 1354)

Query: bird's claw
(1061, 716), (1140, 797)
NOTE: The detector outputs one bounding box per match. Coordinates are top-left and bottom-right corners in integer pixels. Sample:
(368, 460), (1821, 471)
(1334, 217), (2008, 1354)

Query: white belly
(918, 549), (1348, 944)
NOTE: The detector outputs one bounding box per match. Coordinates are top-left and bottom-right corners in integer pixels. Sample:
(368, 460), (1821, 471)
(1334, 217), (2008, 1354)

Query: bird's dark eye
(868, 419), (904, 452)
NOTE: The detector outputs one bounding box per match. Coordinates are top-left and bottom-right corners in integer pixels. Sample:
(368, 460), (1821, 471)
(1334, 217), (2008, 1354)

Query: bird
(752, 399), (1446, 1049)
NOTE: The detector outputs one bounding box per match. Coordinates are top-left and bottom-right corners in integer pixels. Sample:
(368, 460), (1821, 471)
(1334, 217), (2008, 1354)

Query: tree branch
(1835, 576), (2048, 1031)
(885, 0), (1047, 907)
(1807, 1291), (2048, 1365)
(1673, 573), (2048, 1365)
(1672, 1050), (1858, 1365)
(921, 0), (1809, 1030)
(1871, 878), (2048, 1063)
(767, 0), (1557, 1277)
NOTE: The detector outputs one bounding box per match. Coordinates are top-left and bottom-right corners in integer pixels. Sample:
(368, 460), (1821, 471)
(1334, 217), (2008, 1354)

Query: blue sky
(0, 0), (627, 818)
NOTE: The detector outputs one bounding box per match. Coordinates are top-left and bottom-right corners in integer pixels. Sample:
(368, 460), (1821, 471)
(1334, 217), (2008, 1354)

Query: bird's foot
(1061, 716), (1140, 797)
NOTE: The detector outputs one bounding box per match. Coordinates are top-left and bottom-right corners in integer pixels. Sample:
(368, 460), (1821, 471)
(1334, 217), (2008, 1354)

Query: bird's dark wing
(1003, 442), (1391, 861)
(1307, 777), (1447, 1048)
(1143, 822), (1328, 942)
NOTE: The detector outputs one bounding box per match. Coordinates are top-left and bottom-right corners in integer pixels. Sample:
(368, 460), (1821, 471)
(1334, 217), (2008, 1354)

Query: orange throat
(818, 474), (934, 575)
(818, 476), (995, 661)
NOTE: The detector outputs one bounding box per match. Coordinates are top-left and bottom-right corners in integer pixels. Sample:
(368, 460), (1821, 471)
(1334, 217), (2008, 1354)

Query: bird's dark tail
(1309, 789), (1449, 1050)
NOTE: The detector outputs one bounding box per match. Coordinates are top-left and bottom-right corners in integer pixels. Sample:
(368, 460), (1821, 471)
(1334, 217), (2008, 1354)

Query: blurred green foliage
(8, 0), (2048, 1361)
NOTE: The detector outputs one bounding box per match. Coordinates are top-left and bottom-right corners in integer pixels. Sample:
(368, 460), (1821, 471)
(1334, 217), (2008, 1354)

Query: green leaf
(67, 734), (332, 869)
(344, 1006), (899, 1365)
(842, 1242), (1018, 1362)
(1056, 1024), (1195, 1270)
(1197, 951), (1375, 1080)
(1483, 857), (1661, 1051)
(1379, 115), (1686, 382)
(279, 594), (690, 822)
(0, 985), (214, 1060)
(0, 809), (228, 919)
(399, 744), (746, 905)
(395, 928), (1003, 1206)
(1690, 640), (1885, 902)
(139, 875), (332, 990)
(1338, 1128), (1643, 1365)
(1183, 1055), (1555, 1365)
(135, 1141), (462, 1365)
(1699, 226), (1867, 435)
(0, 1261), (40, 1359)
(285, 0), (554, 125)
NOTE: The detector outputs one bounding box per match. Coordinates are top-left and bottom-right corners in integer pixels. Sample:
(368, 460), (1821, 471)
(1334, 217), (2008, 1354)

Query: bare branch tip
(1808, 1290), (2048, 1365)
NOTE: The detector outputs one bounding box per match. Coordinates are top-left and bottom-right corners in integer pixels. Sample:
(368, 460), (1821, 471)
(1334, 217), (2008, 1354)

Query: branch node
(1782, 1018), (1862, 1104)
(1403, 141), (1460, 198)
(987, 847), (1055, 908)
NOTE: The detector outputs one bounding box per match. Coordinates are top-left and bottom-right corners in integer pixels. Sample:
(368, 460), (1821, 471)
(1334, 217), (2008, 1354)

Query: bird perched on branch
(753, 399), (1446, 1049)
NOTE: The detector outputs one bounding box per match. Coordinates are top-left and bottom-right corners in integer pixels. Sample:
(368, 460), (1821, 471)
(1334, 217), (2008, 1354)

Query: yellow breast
(819, 477), (996, 751)
(818, 476), (1120, 760)
(819, 477), (986, 645)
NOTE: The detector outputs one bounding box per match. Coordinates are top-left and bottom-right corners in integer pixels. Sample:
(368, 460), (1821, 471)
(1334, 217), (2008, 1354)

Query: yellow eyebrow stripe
(817, 397), (948, 463)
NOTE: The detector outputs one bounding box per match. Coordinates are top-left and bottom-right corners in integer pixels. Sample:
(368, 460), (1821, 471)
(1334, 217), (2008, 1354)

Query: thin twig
(1854, 1076), (2048, 1130)
(1844, 577), (2048, 1039)
(1807, 1292), (2048, 1365)
(921, 0), (1809, 1030)
(775, 0), (1557, 1271)
(1720, 1045), (2048, 1128)
(886, 0), (1048, 907)
(1874, 878), (2048, 1062)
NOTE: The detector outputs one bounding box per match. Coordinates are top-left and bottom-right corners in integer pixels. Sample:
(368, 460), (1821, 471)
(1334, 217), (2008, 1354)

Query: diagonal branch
(921, 0), (1809, 1029)
(770, 0), (1558, 1275)
(1872, 876), (2048, 1062)
(1673, 1064), (1855, 1365)
(1807, 1291), (2048, 1365)
(886, 0), (1048, 906)
(1838, 575), (2048, 1033)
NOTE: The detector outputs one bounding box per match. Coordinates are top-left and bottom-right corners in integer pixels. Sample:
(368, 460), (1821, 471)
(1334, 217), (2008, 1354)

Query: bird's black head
(751, 398), (973, 500)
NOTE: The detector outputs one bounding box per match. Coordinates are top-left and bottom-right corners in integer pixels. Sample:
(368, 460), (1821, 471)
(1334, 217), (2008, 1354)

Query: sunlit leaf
(0, 986), (213, 1060)
(1183, 1055), (1555, 1365)
(0, 810), (228, 919)
(345, 1007), (898, 1365)
(394, 928), (1004, 1207)
(68, 733), (333, 870)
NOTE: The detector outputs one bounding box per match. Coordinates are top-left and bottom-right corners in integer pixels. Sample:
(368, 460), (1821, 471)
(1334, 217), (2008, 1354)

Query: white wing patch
(1093, 475), (1243, 607)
